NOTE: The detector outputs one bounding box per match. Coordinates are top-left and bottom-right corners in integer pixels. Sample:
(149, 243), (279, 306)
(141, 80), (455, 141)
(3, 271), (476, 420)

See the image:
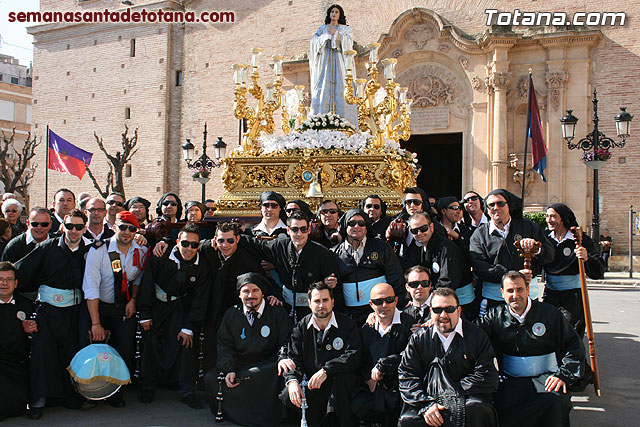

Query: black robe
(1, 232), (37, 263)
(371, 215), (393, 241)
(477, 300), (585, 427)
(398, 320), (498, 427)
(138, 247), (211, 385)
(0, 294), (32, 418)
(403, 304), (430, 325)
(215, 303), (293, 427)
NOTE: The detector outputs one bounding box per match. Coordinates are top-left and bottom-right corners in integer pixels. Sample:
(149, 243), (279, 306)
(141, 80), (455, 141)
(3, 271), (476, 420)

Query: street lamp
(560, 88), (633, 245)
(181, 123), (225, 203)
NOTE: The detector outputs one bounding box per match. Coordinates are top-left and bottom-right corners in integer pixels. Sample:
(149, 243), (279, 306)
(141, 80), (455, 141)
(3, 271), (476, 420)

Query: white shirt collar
(243, 298), (266, 318)
(253, 218), (287, 235)
(169, 245), (200, 266)
(432, 317), (464, 352)
(508, 297), (532, 324)
(489, 218), (511, 239)
(343, 236), (367, 263)
(471, 214), (489, 228)
(375, 308), (402, 337)
(54, 212), (64, 225)
(551, 229), (574, 244)
(307, 311), (339, 334)
(0, 296), (15, 304)
(25, 229), (36, 245)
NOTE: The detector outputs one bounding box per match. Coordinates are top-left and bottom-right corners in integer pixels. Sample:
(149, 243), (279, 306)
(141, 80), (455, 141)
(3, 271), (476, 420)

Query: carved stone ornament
(458, 56), (469, 70)
(516, 75), (528, 99)
(546, 71), (568, 111)
(399, 65), (461, 108)
(488, 71), (512, 91)
(471, 75), (486, 92)
(512, 169), (536, 196)
(405, 23), (438, 50)
(438, 43), (450, 53)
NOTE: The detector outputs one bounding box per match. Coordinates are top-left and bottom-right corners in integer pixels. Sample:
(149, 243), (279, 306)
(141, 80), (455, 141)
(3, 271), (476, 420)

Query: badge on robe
(240, 328), (247, 340)
(261, 325), (270, 337)
(432, 262), (440, 274)
(532, 322), (546, 337)
(563, 247), (572, 257)
(332, 337), (344, 350)
(370, 252), (379, 261)
(16, 311), (26, 321)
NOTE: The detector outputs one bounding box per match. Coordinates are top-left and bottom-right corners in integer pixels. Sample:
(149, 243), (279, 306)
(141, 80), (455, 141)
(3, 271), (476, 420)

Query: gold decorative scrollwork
(241, 165), (288, 188)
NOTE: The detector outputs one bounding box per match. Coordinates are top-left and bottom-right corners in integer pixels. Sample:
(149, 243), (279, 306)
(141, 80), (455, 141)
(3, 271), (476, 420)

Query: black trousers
(280, 372), (358, 427)
(399, 396), (497, 427)
(543, 288), (585, 338)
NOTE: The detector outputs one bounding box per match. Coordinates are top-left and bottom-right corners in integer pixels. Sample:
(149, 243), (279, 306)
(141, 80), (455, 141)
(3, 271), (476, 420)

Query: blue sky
(0, 0), (39, 66)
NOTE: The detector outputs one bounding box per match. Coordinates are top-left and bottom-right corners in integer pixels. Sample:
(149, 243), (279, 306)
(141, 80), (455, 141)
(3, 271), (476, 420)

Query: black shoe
(181, 394), (203, 410)
(26, 407), (43, 420)
(107, 395), (126, 408)
(138, 389), (155, 404)
(81, 400), (97, 410)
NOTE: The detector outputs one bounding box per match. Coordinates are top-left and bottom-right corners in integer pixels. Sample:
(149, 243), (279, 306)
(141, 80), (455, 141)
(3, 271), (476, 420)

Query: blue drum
(67, 344), (131, 400)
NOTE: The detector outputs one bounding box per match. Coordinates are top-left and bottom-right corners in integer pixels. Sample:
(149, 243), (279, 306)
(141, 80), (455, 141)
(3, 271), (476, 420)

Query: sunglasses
(216, 238), (236, 244)
(117, 224), (138, 232)
(319, 209), (338, 215)
(446, 205), (461, 211)
(431, 305), (458, 314)
(487, 201), (507, 209)
(107, 200), (124, 207)
(30, 221), (50, 228)
(463, 195), (480, 203)
(365, 203), (380, 210)
(405, 199), (423, 206)
(162, 201), (178, 207)
(409, 224), (430, 234)
(347, 220), (366, 227)
(180, 240), (199, 249)
(285, 208), (298, 214)
(262, 202), (280, 209)
(370, 296), (396, 306)
(289, 226), (309, 234)
(63, 223), (84, 231)
(205, 207), (216, 212)
(407, 280), (431, 288)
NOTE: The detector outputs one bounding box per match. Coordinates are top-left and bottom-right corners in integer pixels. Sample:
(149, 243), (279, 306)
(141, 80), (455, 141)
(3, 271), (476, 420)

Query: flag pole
(521, 70), (532, 205)
(45, 124), (49, 208)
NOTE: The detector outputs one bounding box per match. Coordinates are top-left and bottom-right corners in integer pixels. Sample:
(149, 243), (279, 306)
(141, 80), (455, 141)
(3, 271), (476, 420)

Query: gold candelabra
(232, 49), (285, 155)
(344, 43), (412, 149)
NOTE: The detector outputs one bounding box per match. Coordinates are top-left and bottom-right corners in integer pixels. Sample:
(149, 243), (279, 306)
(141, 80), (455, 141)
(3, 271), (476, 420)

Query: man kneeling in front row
(398, 287), (498, 427)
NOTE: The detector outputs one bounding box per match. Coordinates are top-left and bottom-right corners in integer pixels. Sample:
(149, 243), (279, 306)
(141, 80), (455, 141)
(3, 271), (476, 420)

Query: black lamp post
(181, 123), (226, 203)
(560, 88), (632, 245)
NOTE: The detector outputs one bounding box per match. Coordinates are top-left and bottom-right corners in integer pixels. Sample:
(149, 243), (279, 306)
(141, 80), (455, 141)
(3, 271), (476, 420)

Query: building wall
(28, 0), (640, 253)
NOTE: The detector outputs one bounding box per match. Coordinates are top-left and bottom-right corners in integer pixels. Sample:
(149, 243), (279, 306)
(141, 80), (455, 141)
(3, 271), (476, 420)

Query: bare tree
(0, 129), (41, 206)
(85, 124), (139, 199)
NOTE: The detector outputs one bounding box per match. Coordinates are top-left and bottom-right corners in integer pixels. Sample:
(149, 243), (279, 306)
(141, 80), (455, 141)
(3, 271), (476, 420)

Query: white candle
(272, 55), (283, 75)
(251, 48), (263, 68)
(382, 58), (397, 80)
(368, 43), (380, 64)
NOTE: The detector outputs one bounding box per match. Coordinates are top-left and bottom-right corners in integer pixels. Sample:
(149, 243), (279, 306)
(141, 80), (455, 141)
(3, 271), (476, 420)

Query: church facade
(28, 0), (639, 252)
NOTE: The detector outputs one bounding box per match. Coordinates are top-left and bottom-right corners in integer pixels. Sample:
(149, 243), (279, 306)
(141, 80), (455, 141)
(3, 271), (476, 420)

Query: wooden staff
(571, 226), (602, 397)
(514, 238), (542, 271)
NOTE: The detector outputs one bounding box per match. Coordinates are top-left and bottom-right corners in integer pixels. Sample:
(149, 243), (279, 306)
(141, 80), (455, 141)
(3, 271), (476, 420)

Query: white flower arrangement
(258, 130), (371, 154)
(297, 113), (356, 132)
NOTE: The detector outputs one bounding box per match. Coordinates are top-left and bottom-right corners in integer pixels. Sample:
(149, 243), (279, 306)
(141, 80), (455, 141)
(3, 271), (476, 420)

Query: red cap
(116, 211), (140, 229)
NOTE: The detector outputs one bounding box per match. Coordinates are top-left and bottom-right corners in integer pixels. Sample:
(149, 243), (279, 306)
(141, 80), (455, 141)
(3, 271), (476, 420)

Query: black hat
(124, 197), (151, 222)
(463, 190), (486, 212)
(236, 272), (270, 294)
(435, 196), (459, 212)
(156, 192), (183, 219)
(287, 199), (314, 219)
(486, 189), (523, 219)
(259, 191), (287, 222)
(183, 201), (205, 221)
(548, 203), (579, 228)
(339, 208), (372, 238)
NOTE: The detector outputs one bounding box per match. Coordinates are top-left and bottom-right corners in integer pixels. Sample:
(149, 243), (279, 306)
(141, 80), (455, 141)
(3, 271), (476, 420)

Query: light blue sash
(482, 277), (539, 301)
(282, 286), (310, 307)
(503, 352), (558, 377)
(456, 283), (475, 305)
(38, 285), (81, 307)
(343, 275), (386, 307)
(154, 284), (184, 302)
(546, 274), (581, 291)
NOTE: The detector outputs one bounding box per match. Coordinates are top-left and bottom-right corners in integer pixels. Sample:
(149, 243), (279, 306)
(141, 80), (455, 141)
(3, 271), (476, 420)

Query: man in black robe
(477, 271), (585, 427)
(49, 188), (76, 234)
(210, 272), (293, 426)
(280, 281), (362, 427)
(0, 261), (33, 421)
(138, 223), (211, 409)
(398, 287), (498, 427)
(402, 265), (432, 327)
(361, 195), (393, 240)
(469, 189), (554, 314)
(353, 283), (414, 427)
(333, 209), (405, 324)
(2, 207), (52, 264)
(15, 209), (92, 419)
(543, 203), (604, 337)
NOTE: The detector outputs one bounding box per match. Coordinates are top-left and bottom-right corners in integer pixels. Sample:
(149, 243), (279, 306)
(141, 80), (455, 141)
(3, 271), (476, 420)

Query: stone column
(489, 70), (511, 190)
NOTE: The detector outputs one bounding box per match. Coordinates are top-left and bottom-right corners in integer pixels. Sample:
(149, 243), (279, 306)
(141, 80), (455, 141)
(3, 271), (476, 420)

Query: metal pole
(630, 205), (634, 278)
(591, 89), (600, 246)
(520, 72), (532, 205)
(202, 122), (208, 203)
(45, 124), (49, 207)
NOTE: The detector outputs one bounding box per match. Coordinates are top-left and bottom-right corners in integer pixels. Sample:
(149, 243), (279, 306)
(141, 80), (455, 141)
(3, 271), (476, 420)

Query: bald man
(353, 283), (414, 427)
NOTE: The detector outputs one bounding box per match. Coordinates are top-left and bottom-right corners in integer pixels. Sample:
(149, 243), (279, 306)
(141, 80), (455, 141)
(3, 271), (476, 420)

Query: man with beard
(353, 283), (414, 427)
(361, 195), (392, 240)
(138, 223), (210, 409)
(543, 203), (604, 338)
(477, 271), (585, 427)
(280, 281), (362, 427)
(469, 189), (554, 313)
(212, 272), (293, 426)
(82, 211), (148, 407)
(398, 287), (498, 427)
(402, 265), (432, 328)
(15, 209), (92, 420)
(333, 209), (404, 324)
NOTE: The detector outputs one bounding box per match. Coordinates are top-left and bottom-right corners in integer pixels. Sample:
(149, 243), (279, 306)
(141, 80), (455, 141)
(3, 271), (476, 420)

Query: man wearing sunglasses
(251, 191), (288, 239)
(156, 192), (183, 223)
(360, 195), (392, 240)
(402, 265), (432, 328)
(212, 272), (293, 426)
(469, 189), (554, 314)
(83, 198), (115, 242)
(353, 283), (414, 427)
(82, 211), (148, 408)
(14, 209), (92, 420)
(333, 209), (405, 325)
(477, 271), (584, 427)
(435, 196), (472, 252)
(137, 223), (210, 409)
(104, 192), (126, 230)
(462, 191), (489, 231)
(314, 199), (343, 248)
(2, 207), (52, 265)
(399, 287), (498, 427)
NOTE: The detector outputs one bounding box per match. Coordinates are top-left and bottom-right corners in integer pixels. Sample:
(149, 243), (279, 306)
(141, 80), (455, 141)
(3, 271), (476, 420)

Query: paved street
(7, 282), (640, 426)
